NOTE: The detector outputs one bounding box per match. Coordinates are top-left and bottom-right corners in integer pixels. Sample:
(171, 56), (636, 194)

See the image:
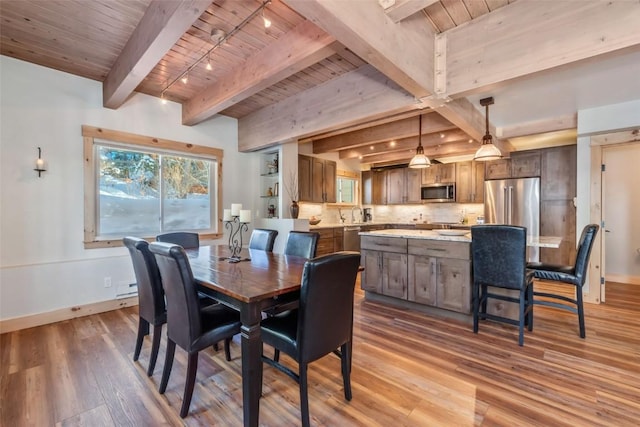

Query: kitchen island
(358, 229), (561, 320)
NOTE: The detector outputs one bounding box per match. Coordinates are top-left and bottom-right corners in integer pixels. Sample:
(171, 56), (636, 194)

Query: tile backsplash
(298, 202), (484, 225)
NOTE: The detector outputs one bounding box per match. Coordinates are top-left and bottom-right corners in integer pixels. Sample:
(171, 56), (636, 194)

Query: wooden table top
(185, 245), (307, 303)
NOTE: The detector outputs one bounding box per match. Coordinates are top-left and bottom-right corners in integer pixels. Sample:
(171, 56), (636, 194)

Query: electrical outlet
(104, 277), (112, 288)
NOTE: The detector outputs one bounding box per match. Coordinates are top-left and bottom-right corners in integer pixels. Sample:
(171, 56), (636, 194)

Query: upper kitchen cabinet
(455, 160), (485, 203)
(485, 151), (541, 180)
(371, 169), (388, 205)
(298, 154), (336, 203)
(388, 168), (422, 204)
(422, 163), (456, 185)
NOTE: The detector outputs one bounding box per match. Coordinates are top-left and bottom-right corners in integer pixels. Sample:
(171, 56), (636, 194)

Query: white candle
(36, 158), (45, 170)
(223, 209), (231, 221)
(231, 203), (242, 216)
(239, 209), (251, 223)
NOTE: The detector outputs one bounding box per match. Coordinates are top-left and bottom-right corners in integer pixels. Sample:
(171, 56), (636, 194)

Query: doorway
(602, 142), (640, 285)
(589, 131), (640, 303)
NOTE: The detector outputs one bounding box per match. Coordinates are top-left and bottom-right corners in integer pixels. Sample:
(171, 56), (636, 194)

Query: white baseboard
(606, 274), (640, 285)
(0, 297), (138, 334)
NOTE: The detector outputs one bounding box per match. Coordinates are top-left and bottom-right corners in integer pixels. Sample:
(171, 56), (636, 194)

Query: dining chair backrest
(297, 251), (361, 363)
(149, 242), (202, 352)
(471, 225), (527, 290)
(572, 224), (599, 286)
(156, 232), (199, 249)
(284, 231), (319, 259)
(123, 236), (166, 324)
(249, 228), (278, 252)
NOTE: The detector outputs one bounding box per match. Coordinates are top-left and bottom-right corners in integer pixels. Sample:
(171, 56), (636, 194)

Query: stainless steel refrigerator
(484, 177), (540, 262)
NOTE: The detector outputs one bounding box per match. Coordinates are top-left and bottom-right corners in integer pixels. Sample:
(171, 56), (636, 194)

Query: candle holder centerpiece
(223, 204), (252, 263)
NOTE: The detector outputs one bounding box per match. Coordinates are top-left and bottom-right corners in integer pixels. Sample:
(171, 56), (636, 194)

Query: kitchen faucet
(338, 208), (346, 224)
(351, 206), (362, 223)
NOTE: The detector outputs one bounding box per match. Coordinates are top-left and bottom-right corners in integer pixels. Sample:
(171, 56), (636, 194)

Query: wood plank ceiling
(3, 0), (635, 167)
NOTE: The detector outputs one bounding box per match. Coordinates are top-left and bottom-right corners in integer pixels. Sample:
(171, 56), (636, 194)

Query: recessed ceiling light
(370, 146), (374, 150)
(390, 141), (396, 147)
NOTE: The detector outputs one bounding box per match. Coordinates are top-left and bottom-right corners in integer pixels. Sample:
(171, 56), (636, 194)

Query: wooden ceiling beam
(313, 113), (457, 153)
(182, 20), (338, 125)
(103, 0), (211, 109)
(498, 114), (577, 139)
(339, 130), (470, 159)
(285, 0), (489, 152)
(364, 140), (480, 165)
(381, 0), (440, 23)
(238, 65), (418, 152)
(284, 0), (436, 98)
(443, 0), (640, 97)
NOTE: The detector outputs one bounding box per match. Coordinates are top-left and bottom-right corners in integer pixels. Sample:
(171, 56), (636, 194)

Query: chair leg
(147, 324), (163, 376)
(180, 352), (199, 418)
(526, 283), (534, 332)
(341, 343), (352, 401)
(299, 363), (310, 427)
(274, 349), (280, 362)
(480, 284), (488, 314)
(224, 337), (232, 361)
(213, 342), (219, 352)
(133, 317), (149, 361)
(159, 339), (176, 394)
(518, 290), (525, 347)
(577, 286), (586, 338)
(472, 283), (480, 333)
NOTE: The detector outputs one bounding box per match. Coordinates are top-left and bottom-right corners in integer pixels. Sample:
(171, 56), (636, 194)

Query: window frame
(334, 169), (360, 206)
(82, 125), (223, 248)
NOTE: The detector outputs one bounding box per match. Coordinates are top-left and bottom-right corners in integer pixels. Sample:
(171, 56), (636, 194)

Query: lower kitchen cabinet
(360, 236), (407, 297)
(362, 235), (471, 315)
(407, 239), (471, 314)
(315, 227), (345, 256)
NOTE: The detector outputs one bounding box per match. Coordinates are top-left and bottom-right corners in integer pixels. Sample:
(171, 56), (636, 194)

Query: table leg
(240, 304), (262, 427)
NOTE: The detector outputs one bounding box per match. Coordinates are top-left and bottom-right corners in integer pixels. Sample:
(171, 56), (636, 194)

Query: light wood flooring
(1, 280), (639, 426)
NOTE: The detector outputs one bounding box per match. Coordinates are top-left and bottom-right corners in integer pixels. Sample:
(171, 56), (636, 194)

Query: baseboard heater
(116, 282), (138, 299)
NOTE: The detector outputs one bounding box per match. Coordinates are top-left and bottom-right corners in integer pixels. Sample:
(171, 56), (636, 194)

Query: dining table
(185, 244), (307, 427)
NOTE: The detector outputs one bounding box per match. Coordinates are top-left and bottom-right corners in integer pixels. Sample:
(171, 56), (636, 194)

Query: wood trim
(83, 136), (97, 244)
(84, 233), (223, 250)
(587, 143), (603, 304)
(103, 0), (212, 109)
(337, 169), (358, 179)
(0, 297), (139, 334)
(81, 125), (223, 158)
(590, 129), (640, 145)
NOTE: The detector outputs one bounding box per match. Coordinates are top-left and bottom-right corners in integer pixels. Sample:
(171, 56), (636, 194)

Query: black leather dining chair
(471, 225), (534, 346)
(248, 228), (278, 252)
(284, 231), (319, 259)
(265, 231), (320, 337)
(123, 236), (166, 377)
(260, 251), (361, 427)
(149, 242), (241, 418)
(156, 232), (199, 249)
(526, 224), (599, 338)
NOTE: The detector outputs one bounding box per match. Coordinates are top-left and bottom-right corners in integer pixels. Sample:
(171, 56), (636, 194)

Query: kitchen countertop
(309, 222), (411, 229)
(359, 229), (563, 248)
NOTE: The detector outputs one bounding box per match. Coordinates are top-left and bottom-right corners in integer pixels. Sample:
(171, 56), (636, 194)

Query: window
(336, 170), (359, 205)
(83, 126), (223, 248)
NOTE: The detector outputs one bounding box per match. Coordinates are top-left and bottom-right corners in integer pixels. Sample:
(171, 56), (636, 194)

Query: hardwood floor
(1, 280), (639, 426)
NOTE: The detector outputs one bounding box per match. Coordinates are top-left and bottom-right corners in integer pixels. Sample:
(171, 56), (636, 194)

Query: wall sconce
(34, 147), (46, 177)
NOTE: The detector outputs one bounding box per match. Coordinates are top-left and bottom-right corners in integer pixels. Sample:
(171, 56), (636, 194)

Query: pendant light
(473, 97), (502, 161)
(409, 114), (431, 168)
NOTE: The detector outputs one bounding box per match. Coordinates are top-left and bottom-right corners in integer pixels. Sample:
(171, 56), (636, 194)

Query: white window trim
(82, 125), (224, 249)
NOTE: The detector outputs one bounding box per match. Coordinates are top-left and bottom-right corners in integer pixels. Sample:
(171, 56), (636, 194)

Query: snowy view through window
(98, 146), (214, 236)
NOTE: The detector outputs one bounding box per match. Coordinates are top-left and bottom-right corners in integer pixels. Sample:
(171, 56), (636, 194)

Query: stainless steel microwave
(421, 183), (455, 202)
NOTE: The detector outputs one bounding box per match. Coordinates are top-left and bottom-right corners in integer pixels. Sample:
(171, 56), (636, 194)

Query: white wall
(0, 56), (256, 320)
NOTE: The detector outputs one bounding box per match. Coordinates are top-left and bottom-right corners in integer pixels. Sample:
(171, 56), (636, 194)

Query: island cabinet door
(361, 250), (382, 292)
(408, 255), (437, 305)
(436, 258), (471, 313)
(381, 252), (408, 299)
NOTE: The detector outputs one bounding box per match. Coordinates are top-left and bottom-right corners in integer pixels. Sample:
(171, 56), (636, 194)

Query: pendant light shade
(409, 114), (431, 168)
(473, 97), (502, 161)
